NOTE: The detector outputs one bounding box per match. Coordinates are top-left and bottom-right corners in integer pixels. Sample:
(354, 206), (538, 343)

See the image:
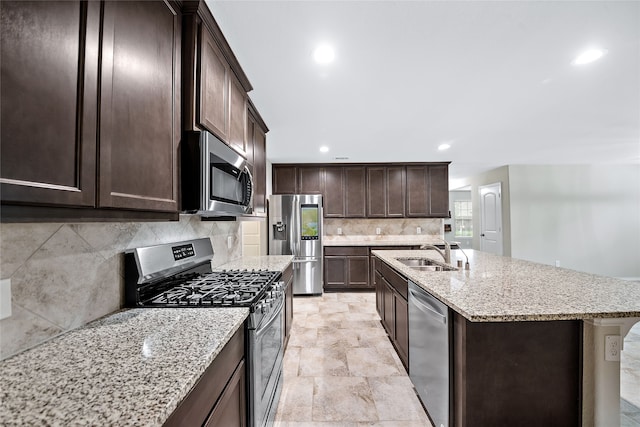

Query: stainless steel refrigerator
(268, 194), (323, 295)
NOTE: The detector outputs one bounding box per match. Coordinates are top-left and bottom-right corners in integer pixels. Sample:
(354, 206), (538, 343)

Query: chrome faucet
(451, 241), (470, 270)
(419, 240), (451, 264)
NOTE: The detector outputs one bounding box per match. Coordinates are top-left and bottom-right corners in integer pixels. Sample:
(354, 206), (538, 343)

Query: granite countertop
(0, 307), (249, 426)
(215, 255), (293, 272)
(323, 235), (443, 247)
(373, 249), (640, 322)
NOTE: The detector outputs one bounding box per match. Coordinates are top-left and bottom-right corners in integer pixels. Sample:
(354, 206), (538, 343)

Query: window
(454, 200), (472, 237)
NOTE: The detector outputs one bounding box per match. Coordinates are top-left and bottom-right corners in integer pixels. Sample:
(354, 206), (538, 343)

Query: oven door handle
(255, 298), (284, 336)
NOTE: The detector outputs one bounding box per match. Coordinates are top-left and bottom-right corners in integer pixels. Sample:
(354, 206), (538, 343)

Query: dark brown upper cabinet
(406, 164), (449, 218)
(247, 100), (268, 214)
(183, 1), (252, 156)
(98, 0), (180, 212)
(228, 74), (248, 157)
(272, 162), (449, 219)
(1, 1), (99, 208)
(272, 166), (298, 195)
(428, 163), (449, 217)
(1, 0), (180, 220)
(198, 27), (229, 140)
(298, 167), (324, 194)
(271, 165), (324, 195)
(367, 166), (405, 218)
(323, 166), (345, 217)
(344, 167), (366, 217)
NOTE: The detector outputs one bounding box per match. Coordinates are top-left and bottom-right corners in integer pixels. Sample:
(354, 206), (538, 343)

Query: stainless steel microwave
(182, 131), (253, 217)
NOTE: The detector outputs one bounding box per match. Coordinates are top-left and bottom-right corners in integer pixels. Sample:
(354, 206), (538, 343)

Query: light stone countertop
(323, 235), (443, 247)
(0, 307), (248, 426)
(373, 249), (640, 322)
(214, 255), (293, 272)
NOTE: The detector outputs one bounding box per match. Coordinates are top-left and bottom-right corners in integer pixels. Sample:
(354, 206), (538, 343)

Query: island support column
(583, 318), (640, 427)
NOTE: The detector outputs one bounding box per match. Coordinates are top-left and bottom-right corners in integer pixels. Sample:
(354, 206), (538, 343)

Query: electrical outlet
(227, 236), (233, 249)
(337, 227), (342, 235)
(0, 279), (11, 320)
(375, 227), (381, 235)
(605, 335), (621, 361)
(416, 227), (422, 234)
(555, 260), (560, 267)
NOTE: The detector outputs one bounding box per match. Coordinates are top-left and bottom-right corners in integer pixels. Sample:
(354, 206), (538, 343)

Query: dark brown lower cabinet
(375, 258), (409, 369)
(324, 247), (370, 292)
(282, 264), (294, 348)
(374, 260), (384, 318)
(323, 245), (419, 292)
(368, 246), (418, 291)
(164, 327), (246, 427)
(393, 292), (409, 366)
(453, 315), (581, 427)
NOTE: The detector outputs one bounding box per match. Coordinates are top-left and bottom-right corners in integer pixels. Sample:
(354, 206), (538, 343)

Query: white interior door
(479, 183), (503, 255)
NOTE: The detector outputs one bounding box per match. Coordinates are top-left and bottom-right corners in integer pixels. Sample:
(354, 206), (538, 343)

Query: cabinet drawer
(379, 261), (408, 300)
(324, 246), (369, 256)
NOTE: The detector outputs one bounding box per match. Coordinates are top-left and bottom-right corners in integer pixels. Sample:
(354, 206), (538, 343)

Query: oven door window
(256, 308), (284, 401)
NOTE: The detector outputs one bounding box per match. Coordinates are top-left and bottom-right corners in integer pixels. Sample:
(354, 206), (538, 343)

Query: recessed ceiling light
(438, 143), (451, 151)
(319, 146), (329, 153)
(313, 44), (335, 64)
(572, 48), (607, 66)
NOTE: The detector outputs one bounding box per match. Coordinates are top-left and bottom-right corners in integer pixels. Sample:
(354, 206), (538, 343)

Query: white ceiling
(206, 0), (640, 187)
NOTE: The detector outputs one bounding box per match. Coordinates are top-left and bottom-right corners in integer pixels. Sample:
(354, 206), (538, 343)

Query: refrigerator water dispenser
(273, 222), (287, 240)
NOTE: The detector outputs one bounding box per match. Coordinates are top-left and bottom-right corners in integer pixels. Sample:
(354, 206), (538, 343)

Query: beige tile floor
(275, 292), (640, 427)
(275, 292), (432, 427)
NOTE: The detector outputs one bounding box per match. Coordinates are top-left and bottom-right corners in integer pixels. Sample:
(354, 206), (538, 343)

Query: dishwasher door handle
(409, 288), (447, 324)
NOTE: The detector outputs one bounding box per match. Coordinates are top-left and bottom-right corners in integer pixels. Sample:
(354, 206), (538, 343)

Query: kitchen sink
(397, 258), (458, 271)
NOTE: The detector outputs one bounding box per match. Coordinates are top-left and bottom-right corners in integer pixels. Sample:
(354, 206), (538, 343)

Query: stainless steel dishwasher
(408, 281), (451, 427)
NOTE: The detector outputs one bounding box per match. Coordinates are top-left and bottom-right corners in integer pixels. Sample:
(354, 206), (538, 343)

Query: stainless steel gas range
(124, 238), (285, 427)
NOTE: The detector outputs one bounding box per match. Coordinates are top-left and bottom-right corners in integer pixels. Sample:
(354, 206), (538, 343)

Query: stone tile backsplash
(324, 218), (442, 237)
(0, 215), (241, 360)
(0, 216), (440, 359)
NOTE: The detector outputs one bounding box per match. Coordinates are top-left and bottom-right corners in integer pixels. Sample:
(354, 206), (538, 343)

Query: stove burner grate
(146, 269), (280, 307)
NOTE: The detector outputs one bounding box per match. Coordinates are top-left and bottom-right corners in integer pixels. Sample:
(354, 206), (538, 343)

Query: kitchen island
(373, 249), (640, 427)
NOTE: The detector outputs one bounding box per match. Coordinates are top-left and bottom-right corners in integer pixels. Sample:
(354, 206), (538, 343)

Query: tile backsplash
(324, 218), (443, 237)
(0, 215), (241, 360)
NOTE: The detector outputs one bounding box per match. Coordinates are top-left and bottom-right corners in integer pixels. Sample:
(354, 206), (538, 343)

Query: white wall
(508, 165), (640, 279)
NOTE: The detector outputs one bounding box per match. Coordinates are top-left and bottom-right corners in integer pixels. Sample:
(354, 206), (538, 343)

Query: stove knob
(258, 303), (267, 314)
(265, 298), (274, 307)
